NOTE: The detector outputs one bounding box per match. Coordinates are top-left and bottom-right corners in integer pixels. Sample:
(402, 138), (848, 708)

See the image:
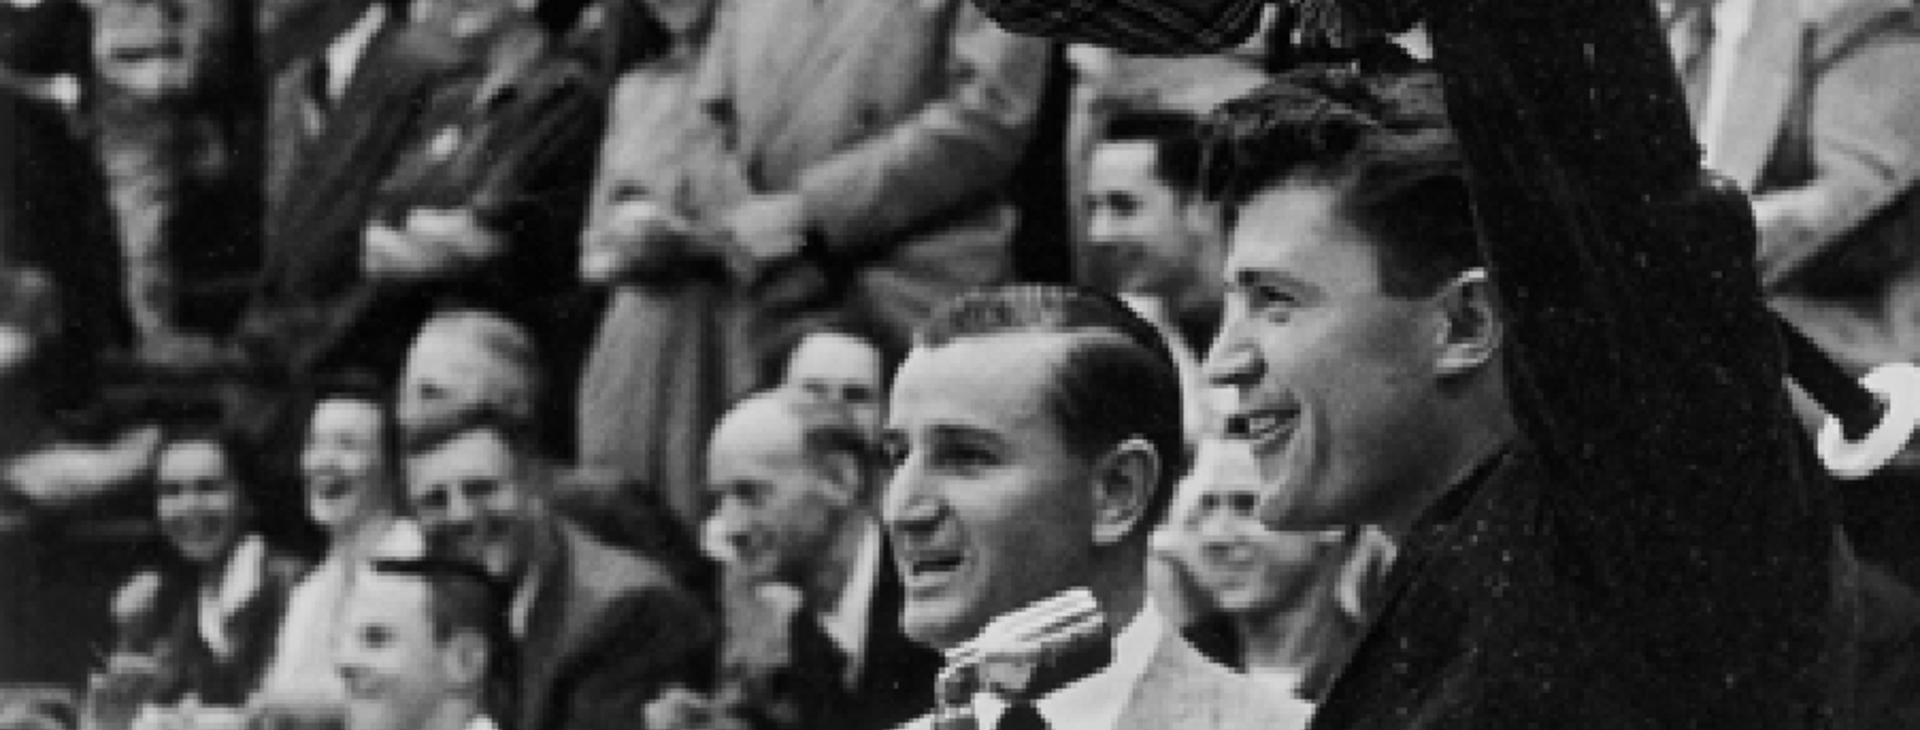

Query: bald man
(687, 393), (939, 730)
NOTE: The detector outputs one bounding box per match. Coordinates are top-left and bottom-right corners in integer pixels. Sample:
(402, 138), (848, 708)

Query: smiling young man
(1200, 63), (1845, 727)
(403, 406), (713, 730)
(337, 558), (513, 730)
(881, 284), (1311, 730)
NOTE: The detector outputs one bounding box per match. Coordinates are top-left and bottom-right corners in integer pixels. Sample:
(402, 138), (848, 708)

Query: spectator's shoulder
(1809, 0), (1920, 60)
(559, 519), (684, 600)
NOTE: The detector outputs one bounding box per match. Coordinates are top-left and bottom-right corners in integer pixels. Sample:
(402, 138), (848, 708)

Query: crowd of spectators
(1, 0), (1917, 728)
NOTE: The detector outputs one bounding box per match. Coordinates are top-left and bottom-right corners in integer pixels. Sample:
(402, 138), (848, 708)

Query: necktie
(995, 702), (1050, 730)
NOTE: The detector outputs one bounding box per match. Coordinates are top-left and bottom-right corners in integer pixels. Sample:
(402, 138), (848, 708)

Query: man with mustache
(881, 284), (1311, 730)
(403, 405), (713, 730)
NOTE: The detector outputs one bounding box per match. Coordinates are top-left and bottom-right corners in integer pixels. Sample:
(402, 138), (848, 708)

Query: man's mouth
(1233, 408), (1298, 444)
(903, 550), (967, 583)
(308, 475), (356, 501)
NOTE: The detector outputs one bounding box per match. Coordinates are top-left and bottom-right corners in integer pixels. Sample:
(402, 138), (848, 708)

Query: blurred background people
(672, 392), (937, 730)
(1172, 439), (1366, 702)
(1664, 0), (1920, 371)
(575, 0), (1052, 540)
(351, 0), (606, 454)
(402, 406), (713, 730)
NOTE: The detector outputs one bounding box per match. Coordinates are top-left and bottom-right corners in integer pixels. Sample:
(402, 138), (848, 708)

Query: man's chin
(899, 603), (980, 651)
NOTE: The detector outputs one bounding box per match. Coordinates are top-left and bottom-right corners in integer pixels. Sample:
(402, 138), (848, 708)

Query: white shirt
(326, 3), (387, 101)
(1699, 0), (1755, 172)
(816, 520), (882, 688)
(197, 535), (267, 659)
(973, 601), (1166, 730)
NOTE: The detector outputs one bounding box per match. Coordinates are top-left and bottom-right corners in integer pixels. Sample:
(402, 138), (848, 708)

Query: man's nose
(1203, 306), (1263, 389)
(881, 467), (943, 537)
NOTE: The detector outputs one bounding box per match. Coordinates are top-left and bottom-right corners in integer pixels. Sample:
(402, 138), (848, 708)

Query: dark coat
(519, 520), (716, 730)
(248, 19), (470, 377)
(131, 549), (306, 705)
(1307, 2), (1849, 728)
(774, 549), (942, 730)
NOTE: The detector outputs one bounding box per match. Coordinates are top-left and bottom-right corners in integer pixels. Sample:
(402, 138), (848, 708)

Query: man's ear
(442, 630), (490, 689)
(1432, 268), (1501, 377)
(1091, 438), (1162, 547)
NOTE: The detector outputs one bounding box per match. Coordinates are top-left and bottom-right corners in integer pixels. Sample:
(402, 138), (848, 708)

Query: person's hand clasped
(580, 198), (704, 285)
(362, 209), (504, 282)
(719, 194), (807, 270)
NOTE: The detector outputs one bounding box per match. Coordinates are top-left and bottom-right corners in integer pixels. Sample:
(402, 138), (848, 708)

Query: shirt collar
(324, 3), (388, 101)
(974, 599), (1167, 730)
(817, 520), (883, 686)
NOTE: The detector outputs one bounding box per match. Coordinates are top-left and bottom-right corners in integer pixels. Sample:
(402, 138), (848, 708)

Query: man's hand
(642, 688), (752, 730)
(720, 194), (808, 265)
(581, 199), (705, 285)
(362, 209), (505, 282)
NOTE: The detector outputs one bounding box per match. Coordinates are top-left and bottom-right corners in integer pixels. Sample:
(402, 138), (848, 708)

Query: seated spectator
(403, 406), (714, 730)
(110, 418), (306, 706)
(659, 392), (938, 730)
(258, 376), (421, 705)
(337, 558), (515, 730)
(1174, 439), (1364, 702)
(1664, 0), (1920, 370)
(394, 307), (544, 453)
(352, 0), (606, 445)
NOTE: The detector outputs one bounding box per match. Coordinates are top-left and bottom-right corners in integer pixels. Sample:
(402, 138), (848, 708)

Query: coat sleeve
(791, 2), (1050, 257)
(556, 583), (717, 730)
(1754, 18), (1920, 285)
(1426, 0), (1830, 650)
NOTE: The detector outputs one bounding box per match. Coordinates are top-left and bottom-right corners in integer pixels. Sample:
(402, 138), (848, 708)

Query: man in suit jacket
(403, 406), (716, 730)
(1666, 0), (1920, 371)
(880, 285), (1312, 730)
(678, 392), (940, 730)
(247, 0), (471, 378)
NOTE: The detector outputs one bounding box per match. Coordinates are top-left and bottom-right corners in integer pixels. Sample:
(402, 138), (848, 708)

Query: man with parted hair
(402, 405), (714, 730)
(881, 283), (1311, 730)
(338, 558), (516, 730)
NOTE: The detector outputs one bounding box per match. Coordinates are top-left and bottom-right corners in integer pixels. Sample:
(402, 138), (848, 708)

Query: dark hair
(309, 369), (402, 461)
(1103, 108), (1206, 199)
(767, 314), (899, 394)
(1203, 66), (1481, 297)
(371, 557), (519, 730)
(915, 284), (1185, 535)
(157, 422), (257, 496)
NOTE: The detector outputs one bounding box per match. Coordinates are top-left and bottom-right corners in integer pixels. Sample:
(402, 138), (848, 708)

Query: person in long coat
(576, 0), (1050, 531)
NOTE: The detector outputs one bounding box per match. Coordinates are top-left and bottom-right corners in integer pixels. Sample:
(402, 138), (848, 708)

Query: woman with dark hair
(110, 421), (306, 706)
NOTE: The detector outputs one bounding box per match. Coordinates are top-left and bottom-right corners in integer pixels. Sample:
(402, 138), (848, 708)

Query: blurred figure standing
(1665, 0), (1920, 370)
